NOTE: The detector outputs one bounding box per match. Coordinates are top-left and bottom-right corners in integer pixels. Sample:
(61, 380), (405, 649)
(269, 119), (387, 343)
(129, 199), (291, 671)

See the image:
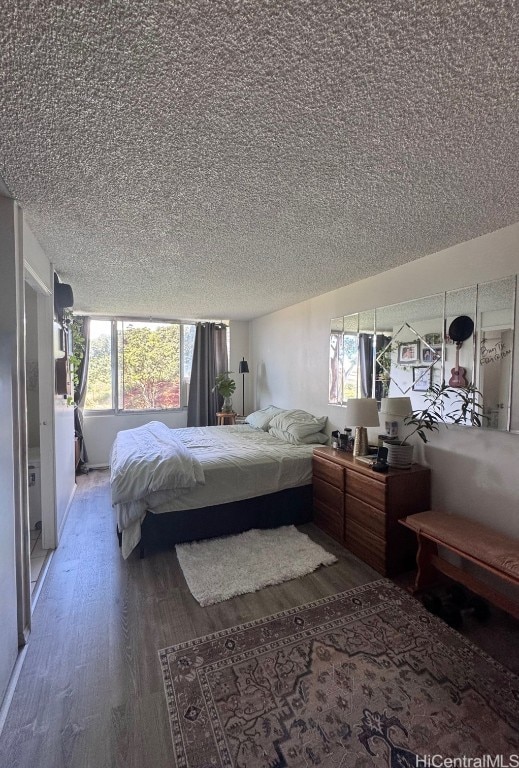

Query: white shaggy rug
(175, 526), (338, 606)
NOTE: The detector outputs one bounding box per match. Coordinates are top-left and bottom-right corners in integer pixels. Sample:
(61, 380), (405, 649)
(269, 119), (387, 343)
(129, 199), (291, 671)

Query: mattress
(112, 423), (315, 558)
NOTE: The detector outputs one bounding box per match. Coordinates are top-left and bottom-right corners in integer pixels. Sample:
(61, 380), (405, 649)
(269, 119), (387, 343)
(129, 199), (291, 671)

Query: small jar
(343, 428), (353, 452)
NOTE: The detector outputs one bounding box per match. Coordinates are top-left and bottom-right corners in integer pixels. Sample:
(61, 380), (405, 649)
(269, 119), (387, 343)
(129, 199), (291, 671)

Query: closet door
(0, 334), (19, 705)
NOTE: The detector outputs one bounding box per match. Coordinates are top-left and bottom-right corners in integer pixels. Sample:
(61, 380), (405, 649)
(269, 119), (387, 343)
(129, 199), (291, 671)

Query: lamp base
(353, 426), (369, 457)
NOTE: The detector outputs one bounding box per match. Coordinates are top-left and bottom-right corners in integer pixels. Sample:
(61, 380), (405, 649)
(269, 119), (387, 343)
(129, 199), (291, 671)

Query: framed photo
(422, 345), (442, 364)
(398, 342), (419, 364)
(413, 366), (432, 392)
(424, 333), (442, 346)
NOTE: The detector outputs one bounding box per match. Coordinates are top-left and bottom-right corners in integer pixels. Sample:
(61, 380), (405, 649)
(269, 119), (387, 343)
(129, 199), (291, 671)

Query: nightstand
(312, 446), (431, 576)
(216, 412), (237, 425)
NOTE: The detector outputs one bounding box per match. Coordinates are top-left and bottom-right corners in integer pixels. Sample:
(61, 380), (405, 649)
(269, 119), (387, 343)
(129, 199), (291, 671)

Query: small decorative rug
(159, 580), (519, 767)
(175, 525), (337, 606)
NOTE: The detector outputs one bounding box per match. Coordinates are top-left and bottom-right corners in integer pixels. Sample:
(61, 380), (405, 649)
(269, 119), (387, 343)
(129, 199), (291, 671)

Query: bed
(110, 407), (329, 558)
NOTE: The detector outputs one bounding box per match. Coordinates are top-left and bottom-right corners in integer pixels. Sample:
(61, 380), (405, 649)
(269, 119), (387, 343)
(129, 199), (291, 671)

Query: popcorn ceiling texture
(0, 0), (517, 320)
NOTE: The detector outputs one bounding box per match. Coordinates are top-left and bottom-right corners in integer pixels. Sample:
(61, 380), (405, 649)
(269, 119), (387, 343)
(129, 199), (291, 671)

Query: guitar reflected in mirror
(448, 315), (474, 388)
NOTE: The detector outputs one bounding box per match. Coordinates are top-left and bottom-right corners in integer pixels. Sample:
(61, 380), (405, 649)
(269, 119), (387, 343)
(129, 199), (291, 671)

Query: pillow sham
(245, 405), (286, 431)
(268, 427), (329, 445)
(269, 409), (327, 439)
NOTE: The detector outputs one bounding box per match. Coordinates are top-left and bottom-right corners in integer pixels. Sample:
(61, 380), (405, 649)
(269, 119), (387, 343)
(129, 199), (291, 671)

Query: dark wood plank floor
(1, 470), (517, 768)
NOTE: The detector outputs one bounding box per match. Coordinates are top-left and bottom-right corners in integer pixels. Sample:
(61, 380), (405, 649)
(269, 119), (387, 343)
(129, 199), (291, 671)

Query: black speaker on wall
(54, 273), (74, 319)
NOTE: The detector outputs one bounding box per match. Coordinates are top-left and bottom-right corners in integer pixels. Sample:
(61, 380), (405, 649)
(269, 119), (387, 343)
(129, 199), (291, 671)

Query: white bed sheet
(114, 424), (315, 558)
(146, 424), (314, 512)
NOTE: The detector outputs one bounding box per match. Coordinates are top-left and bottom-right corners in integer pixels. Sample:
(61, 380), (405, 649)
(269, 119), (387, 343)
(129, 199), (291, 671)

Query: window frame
(84, 316), (196, 415)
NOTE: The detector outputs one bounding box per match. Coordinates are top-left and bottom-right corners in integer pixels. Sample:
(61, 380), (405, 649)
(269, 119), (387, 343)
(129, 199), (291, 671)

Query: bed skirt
(136, 484), (313, 557)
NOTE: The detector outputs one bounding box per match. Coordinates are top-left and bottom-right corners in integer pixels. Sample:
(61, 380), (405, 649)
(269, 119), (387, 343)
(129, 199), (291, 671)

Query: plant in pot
(212, 372), (236, 413)
(384, 382), (484, 468)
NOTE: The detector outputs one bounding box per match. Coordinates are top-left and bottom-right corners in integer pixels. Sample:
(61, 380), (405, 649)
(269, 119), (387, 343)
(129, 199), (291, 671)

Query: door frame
(25, 264), (57, 551)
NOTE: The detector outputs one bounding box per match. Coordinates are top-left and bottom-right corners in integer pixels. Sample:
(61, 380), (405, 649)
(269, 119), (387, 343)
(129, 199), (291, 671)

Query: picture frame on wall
(424, 332), (442, 346)
(398, 341), (419, 364)
(422, 345), (442, 364)
(413, 366), (432, 392)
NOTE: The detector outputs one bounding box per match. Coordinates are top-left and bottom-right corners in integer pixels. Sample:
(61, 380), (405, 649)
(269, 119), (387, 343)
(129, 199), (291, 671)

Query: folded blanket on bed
(110, 421), (205, 505)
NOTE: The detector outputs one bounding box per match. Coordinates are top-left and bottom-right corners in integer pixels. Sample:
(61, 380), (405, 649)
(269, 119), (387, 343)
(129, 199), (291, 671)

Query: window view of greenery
(85, 320), (112, 410)
(85, 319), (195, 411)
(342, 334), (359, 400)
(119, 321), (181, 409)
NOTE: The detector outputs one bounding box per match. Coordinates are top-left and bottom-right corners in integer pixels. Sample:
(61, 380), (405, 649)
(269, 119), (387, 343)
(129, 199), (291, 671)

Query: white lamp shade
(345, 398), (380, 427)
(379, 397), (412, 418)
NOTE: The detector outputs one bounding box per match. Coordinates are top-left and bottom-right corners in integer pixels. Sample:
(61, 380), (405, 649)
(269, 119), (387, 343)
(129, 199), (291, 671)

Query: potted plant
(384, 382), (484, 468)
(212, 372), (236, 413)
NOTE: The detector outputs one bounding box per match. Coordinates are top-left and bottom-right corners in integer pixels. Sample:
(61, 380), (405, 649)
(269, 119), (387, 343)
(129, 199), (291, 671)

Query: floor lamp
(239, 357), (249, 416)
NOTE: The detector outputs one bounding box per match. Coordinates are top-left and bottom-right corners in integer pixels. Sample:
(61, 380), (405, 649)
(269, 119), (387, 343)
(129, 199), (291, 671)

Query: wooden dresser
(312, 446), (431, 576)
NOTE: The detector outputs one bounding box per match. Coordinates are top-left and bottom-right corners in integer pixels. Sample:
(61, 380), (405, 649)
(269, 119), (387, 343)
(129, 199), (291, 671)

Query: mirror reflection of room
(330, 274), (517, 433)
(476, 276), (515, 430)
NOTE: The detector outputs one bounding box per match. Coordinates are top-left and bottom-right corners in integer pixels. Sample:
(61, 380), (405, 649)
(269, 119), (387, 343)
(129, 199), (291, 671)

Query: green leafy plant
(398, 382), (485, 445)
(212, 372), (236, 398)
(63, 311), (86, 391)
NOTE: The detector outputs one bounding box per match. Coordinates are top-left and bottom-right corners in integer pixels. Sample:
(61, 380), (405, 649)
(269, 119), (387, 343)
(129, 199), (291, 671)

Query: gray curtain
(359, 333), (373, 398)
(187, 323), (228, 427)
(73, 316), (90, 467)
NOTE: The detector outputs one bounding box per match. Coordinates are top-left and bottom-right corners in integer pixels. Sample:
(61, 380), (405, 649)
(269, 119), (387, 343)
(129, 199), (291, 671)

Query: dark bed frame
(118, 484), (313, 558)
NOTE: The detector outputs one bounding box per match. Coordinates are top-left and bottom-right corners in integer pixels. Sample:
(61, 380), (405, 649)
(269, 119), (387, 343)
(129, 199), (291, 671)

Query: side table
(216, 411), (237, 425)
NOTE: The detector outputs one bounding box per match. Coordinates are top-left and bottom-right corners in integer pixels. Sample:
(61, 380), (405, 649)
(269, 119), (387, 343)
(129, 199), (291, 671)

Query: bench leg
(413, 534), (439, 593)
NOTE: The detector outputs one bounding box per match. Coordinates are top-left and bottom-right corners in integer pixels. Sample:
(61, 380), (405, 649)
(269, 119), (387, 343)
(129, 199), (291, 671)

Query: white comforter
(111, 423), (315, 558)
(110, 421), (204, 557)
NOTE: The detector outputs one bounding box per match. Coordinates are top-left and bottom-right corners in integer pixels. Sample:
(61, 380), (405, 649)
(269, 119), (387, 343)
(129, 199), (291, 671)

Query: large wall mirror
(329, 274), (517, 433)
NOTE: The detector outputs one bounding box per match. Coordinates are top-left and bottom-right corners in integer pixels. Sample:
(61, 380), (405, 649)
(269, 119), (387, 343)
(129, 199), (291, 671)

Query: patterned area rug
(159, 580), (519, 767)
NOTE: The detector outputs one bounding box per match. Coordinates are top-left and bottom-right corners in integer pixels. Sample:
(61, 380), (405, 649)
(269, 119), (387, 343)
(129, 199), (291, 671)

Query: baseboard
(0, 548), (54, 738)
(84, 463), (109, 470)
(0, 645), (28, 738)
(58, 483), (76, 541)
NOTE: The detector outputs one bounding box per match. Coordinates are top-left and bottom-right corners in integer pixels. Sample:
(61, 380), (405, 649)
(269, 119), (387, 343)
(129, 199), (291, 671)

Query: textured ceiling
(0, 0), (518, 321)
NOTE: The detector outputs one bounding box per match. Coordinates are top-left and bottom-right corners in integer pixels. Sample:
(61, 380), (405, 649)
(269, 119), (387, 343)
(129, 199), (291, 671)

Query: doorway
(24, 277), (56, 608)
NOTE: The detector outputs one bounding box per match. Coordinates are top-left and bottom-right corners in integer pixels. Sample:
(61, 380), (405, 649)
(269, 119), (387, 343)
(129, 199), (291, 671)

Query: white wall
(229, 320), (251, 417)
(25, 284), (40, 448)
(24, 218), (76, 547)
(84, 410), (188, 467)
(0, 196), (21, 707)
(23, 220), (53, 292)
(0, 335), (18, 706)
(251, 222), (519, 538)
(54, 397), (75, 537)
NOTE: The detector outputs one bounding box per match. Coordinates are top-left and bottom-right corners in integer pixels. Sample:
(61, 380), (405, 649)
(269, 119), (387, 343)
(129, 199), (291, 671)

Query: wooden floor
(1, 470), (517, 768)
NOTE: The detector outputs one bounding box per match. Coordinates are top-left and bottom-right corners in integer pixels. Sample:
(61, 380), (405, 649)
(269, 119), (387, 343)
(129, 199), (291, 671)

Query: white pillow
(246, 405), (286, 431)
(269, 409), (327, 439)
(269, 427), (329, 445)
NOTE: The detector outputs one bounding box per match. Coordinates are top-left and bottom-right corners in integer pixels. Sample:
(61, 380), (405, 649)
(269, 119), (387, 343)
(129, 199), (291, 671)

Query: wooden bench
(401, 510), (519, 620)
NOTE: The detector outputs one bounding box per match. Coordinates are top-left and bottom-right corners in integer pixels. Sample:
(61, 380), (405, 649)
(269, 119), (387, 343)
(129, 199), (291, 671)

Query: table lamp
(345, 398), (380, 457)
(379, 397), (412, 440)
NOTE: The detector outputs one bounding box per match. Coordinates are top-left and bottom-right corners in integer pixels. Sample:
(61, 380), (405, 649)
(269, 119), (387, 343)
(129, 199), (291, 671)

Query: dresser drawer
(313, 499), (344, 543)
(313, 456), (344, 491)
(345, 470), (386, 510)
(313, 476), (343, 512)
(346, 495), (386, 538)
(346, 518), (386, 575)
(313, 476), (344, 542)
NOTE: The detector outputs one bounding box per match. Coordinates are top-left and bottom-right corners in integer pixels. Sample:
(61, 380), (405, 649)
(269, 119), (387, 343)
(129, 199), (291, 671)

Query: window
(85, 320), (112, 410)
(85, 319), (196, 412)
